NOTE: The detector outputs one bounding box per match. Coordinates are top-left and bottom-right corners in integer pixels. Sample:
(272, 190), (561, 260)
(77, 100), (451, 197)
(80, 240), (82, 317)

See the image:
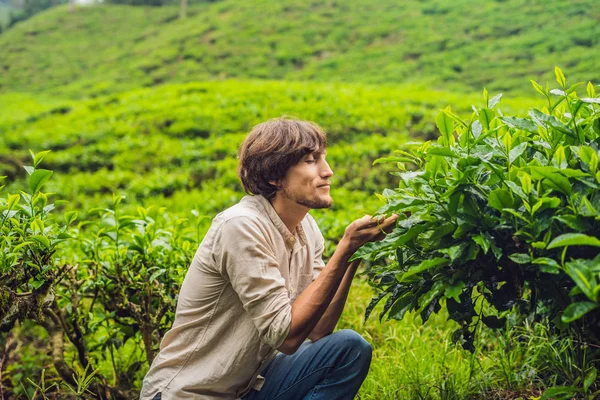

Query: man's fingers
(362, 214), (398, 232)
(378, 214), (398, 227)
(368, 214), (397, 225)
(353, 214), (399, 235)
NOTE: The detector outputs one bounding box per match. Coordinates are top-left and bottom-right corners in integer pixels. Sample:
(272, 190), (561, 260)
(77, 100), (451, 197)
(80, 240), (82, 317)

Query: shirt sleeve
(214, 216), (292, 349)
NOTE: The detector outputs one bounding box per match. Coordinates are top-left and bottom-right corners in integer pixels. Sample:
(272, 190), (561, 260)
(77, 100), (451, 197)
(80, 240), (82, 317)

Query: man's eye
(306, 159), (316, 163)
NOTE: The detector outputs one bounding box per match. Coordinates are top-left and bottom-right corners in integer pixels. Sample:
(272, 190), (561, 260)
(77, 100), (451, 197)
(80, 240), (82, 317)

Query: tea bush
(358, 68), (600, 398)
(0, 153), (201, 398)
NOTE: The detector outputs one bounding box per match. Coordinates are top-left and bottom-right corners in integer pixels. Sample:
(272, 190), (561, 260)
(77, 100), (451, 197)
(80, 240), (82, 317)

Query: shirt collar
(244, 195), (307, 250)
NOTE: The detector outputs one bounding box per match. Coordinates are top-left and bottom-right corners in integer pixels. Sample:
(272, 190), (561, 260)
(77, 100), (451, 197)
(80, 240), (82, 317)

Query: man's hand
(278, 213), (398, 355)
(340, 214), (399, 255)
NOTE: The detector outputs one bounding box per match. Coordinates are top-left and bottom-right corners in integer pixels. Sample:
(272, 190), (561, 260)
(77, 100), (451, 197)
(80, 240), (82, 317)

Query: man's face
(278, 150), (333, 209)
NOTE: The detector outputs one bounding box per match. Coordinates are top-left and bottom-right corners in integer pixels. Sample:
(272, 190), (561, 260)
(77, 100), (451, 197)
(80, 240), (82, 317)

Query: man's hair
(238, 117), (327, 199)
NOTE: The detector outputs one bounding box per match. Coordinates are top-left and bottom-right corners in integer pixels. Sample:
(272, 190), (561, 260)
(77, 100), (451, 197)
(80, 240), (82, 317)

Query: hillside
(0, 0), (598, 97)
(0, 79), (538, 238)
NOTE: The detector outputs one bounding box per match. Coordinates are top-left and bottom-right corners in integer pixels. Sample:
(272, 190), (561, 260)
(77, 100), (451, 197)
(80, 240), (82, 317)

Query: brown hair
(238, 117), (327, 198)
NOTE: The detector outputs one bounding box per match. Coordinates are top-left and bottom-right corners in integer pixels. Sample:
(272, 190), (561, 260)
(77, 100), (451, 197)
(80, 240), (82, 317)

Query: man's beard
(282, 187), (333, 209)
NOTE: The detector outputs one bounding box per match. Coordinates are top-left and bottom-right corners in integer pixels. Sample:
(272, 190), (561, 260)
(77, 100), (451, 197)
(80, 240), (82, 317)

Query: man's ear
(269, 179), (282, 189)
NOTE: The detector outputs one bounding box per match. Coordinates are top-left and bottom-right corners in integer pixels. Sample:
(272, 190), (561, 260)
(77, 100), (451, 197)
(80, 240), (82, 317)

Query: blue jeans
(242, 329), (372, 400)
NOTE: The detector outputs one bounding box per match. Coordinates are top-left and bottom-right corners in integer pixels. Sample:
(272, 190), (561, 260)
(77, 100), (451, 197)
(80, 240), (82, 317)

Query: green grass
(1, 0), (599, 96)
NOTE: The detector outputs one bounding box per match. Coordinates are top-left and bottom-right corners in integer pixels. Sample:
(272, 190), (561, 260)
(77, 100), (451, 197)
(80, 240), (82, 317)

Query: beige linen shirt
(140, 195), (326, 400)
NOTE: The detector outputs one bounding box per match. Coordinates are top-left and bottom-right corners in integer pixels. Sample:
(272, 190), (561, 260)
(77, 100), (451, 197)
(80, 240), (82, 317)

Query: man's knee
(329, 329), (372, 366)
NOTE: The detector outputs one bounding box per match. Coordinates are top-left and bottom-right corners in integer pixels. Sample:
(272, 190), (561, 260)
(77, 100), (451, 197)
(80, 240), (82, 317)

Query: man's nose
(321, 160), (333, 178)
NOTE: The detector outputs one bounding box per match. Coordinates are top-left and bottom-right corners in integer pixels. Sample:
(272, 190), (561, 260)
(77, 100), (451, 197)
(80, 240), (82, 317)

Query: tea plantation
(1, 0), (599, 96)
(1, 0), (599, 398)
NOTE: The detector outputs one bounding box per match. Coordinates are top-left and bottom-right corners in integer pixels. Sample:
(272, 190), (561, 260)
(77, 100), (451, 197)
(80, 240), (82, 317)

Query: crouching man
(141, 117), (397, 400)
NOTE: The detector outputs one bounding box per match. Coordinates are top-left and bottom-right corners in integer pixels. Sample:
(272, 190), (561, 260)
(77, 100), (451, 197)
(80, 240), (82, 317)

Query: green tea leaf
(532, 197), (561, 215)
(548, 233), (600, 249)
(488, 93), (502, 109)
(28, 169), (53, 194)
(503, 208), (529, 223)
(520, 173), (532, 194)
(419, 281), (445, 311)
(472, 234), (490, 254)
(508, 253), (531, 264)
(488, 189), (514, 211)
(387, 294), (413, 321)
(438, 243), (467, 262)
(579, 196), (598, 217)
(436, 110), (454, 146)
(565, 259), (597, 301)
(529, 109), (574, 137)
(30, 235), (50, 248)
(7, 193), (20, 210)
(13, 241), (33, 252)
(427, 147), (459, 158)
(373, 156), (414, 165)
(393, 224), (428, 247)
(509, 142), (527, 163)
(364, 290), (390, 321)
(65, 211), (78, 225)
(528, 167), (571, 194)
(586, 82), (596, 98)
(479, 108), (495, 130)
(501, 116), (538, 133)
(530, 80), (547, 97)
(578, 146), (597, 165)
(30, 279), (45, 290)
(554, 215), (591, 231)
(561, 302), (597, 323)
(444, 282), (465, 303)
(399, 258), (449, 282)
(149, 268), (166, 282)
(504, 181), (527, 201)
(425, 155), (447, 179)
(32, 150), (51, 168)
(554, 66), (566, 88)
(31, 218), (44, 234)
(532, 257), (560, 274)
(554, 145), (566, 169)
(471, 120), (482, 139)
(502, 131), (512, 151)
(590, 152), (599, 173)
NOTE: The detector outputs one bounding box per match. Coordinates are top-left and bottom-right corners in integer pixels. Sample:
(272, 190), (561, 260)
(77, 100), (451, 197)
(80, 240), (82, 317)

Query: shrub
(0, 152), (200, 398)
(358, 68), (600, 397)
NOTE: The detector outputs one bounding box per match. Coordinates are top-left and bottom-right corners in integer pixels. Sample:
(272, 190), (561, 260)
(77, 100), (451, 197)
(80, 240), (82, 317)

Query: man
(141, 117), (398, 400)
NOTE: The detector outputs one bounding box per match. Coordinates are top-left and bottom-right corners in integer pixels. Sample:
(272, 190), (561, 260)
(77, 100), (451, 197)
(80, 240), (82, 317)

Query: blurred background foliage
(1, 0), (599, 398)
(0, 0), (599, 95)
